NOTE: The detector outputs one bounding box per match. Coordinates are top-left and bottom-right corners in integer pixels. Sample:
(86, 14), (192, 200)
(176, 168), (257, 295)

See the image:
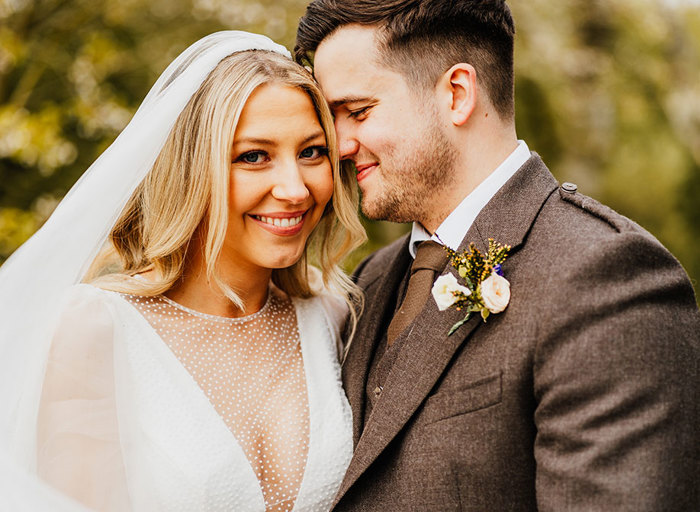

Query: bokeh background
(1, 0), (699, 296)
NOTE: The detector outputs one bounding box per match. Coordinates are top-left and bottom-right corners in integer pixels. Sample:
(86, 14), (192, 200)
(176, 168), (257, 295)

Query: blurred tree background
(1, 0), (699, 295)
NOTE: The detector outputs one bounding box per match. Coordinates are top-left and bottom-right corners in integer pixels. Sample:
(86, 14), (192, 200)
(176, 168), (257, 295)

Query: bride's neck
(164, 236), (272, 318)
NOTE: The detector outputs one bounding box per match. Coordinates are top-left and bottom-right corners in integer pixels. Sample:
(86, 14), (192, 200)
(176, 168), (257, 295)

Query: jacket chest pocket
(418, 372), (502, 425)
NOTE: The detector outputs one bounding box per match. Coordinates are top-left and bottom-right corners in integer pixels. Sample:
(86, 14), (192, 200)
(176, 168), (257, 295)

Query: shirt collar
(409, 140), (531, 258)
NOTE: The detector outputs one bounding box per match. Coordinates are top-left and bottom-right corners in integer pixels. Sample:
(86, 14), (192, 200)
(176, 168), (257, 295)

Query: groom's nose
(338, 136), (360, 161)
(333, 115), (360, 160)
(334, 120), (360, 160)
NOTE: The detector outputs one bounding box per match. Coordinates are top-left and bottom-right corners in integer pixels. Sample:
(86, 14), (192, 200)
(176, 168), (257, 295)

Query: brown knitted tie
(387, 241), (448, 346)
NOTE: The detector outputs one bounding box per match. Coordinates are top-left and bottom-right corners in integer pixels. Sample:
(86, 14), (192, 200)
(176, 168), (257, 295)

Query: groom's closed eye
(348, 106), (372, 120)
(328, 95), (377, 121)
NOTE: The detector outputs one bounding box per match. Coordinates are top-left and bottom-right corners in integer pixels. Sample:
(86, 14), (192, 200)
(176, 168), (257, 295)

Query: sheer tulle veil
(0, 31), (291, 509)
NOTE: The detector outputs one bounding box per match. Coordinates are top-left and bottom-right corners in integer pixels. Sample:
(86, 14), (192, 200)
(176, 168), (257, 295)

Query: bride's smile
(226, 82), (333, 274)
(250, 212), (306, 231)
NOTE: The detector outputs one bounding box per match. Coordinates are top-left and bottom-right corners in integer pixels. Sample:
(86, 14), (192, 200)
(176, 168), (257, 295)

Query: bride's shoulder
(315, 290), (349, 327)
(297, 286), (349, 338)
(302, 266), (349, 318)
(48, 284), (124, 360)
(271, 266), (349, 323)
(55, 284), (133, 337)
(61, 283), (124, 312)
(289, 288), (348, 362)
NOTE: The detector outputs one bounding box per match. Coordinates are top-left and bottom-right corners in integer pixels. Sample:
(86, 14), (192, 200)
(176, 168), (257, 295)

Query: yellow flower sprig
(433, 239), (512, 335)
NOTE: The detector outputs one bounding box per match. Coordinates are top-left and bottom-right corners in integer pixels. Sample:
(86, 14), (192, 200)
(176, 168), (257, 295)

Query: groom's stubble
(359, 100), (458, 226)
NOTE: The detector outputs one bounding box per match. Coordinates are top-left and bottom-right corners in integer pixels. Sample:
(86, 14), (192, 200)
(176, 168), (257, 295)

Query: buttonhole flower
(431, 238), (512, 335)
(432, 273), (472, 311)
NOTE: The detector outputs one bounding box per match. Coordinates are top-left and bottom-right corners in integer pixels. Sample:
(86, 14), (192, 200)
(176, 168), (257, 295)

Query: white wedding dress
(35, 284), (352, 512)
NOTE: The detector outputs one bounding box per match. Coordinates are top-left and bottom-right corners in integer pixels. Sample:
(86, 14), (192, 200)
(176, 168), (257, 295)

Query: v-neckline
(116, 292), (316, 512)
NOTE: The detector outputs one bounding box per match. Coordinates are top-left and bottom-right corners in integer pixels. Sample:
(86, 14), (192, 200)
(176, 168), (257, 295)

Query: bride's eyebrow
(233, 131), (326, 147)
(233, 137), (276, 145)
(300, 131), (327, 145)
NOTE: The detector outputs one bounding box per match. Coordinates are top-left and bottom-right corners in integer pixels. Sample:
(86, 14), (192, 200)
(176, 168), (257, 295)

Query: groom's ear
(438, 63), (477, 127)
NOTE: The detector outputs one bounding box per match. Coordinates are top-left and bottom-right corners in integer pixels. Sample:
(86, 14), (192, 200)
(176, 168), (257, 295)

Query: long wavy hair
(90, 50), (365, 331)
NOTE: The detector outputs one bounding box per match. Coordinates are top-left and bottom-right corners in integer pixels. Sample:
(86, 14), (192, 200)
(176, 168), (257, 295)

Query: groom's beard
(359, 118), (457, 225)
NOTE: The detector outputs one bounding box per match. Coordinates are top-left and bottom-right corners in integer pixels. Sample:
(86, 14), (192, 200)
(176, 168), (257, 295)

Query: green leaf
(480, 308), (490, 321)
(448, 313), (472, 336)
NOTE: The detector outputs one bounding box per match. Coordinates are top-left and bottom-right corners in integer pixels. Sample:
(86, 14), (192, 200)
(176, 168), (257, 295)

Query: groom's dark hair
(295, 0), (516, 119)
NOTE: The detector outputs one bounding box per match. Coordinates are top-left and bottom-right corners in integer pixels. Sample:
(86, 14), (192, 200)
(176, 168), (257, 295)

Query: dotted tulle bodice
(125, 291), (309, 512)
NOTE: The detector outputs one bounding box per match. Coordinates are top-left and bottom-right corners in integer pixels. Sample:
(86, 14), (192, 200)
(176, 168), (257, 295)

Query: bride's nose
(271, 160), (310, 204)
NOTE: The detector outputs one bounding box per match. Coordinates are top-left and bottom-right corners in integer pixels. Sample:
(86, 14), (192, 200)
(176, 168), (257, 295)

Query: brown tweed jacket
(333, 155), (700, 511)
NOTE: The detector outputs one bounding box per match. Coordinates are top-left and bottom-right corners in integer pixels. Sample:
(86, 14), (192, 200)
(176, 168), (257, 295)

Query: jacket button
(561, 182), (578, 193)
(373, 386), (383, 398)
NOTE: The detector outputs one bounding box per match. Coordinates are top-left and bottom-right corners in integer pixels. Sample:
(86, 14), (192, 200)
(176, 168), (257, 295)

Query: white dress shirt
(409, 140), (531, 258)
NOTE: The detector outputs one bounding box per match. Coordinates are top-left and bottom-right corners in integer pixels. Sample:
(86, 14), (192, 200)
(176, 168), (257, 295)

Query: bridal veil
(0, 31), (292, 509)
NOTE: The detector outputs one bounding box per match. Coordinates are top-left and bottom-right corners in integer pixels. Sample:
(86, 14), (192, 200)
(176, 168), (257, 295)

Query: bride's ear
(438, 63), (477, 127)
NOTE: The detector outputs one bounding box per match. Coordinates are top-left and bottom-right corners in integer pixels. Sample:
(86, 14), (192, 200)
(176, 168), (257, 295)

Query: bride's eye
(299, 146), (329, 160)
(235, 151), (268, 164)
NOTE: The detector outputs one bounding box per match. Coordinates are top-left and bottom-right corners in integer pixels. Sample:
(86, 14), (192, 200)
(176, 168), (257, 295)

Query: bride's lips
(248, 210), (309, 236)
(355, 162), (378, 183)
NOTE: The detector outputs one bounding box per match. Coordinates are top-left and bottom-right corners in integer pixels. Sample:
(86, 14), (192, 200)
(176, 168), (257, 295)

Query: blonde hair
(91, 50), (365, 332)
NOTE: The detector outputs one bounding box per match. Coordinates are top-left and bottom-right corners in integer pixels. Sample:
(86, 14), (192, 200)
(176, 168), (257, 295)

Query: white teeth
(255, 215), (303, 228)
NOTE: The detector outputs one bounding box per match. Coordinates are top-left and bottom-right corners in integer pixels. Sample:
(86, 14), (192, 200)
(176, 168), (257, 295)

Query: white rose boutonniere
(433, 238), (512, 335)
(481, 272), (510, 313)
(432, 273), (472, 311)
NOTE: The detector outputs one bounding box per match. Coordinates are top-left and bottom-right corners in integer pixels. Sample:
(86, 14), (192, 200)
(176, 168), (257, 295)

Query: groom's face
(313, 25), (455, 224)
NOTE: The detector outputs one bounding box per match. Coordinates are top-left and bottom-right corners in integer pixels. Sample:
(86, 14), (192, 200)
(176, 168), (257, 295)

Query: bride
(0, 31), (365, 511)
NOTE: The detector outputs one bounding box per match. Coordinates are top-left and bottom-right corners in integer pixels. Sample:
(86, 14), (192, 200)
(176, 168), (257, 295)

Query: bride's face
(225, 82), (333, 274)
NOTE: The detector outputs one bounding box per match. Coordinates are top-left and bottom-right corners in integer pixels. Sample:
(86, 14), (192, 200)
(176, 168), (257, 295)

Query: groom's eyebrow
(328, 96), (374, 109)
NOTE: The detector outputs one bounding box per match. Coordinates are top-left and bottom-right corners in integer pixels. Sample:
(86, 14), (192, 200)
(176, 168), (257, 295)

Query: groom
(296, 1), (699, 510)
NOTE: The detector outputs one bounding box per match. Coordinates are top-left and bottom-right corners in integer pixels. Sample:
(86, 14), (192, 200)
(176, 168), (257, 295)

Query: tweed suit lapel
(342, 236), (413, 446)
(333, 154), (559, 507)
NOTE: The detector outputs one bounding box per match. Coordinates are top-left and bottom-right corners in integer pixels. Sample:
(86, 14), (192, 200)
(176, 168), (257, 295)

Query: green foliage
(510, 0), (700, 296)
(1, 0), (698, 303)
(448, 314), (471, 336)
(0, 207), (40, 256)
